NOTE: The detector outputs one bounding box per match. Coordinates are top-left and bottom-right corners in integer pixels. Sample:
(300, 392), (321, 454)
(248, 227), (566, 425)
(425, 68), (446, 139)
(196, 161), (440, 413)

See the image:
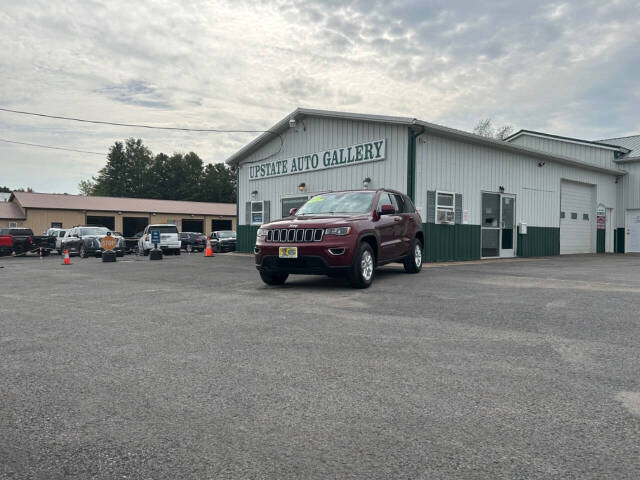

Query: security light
(298, 182), (306, 193)
(251, 190), (258, 200)
(363, 177), (372, 189)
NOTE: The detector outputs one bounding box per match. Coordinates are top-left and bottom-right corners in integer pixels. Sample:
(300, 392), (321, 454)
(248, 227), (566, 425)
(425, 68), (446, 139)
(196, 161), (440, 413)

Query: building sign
(248, 139), (386, 181)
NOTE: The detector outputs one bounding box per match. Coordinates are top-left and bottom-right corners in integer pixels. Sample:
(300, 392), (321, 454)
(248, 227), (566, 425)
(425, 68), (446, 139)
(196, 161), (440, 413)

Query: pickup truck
(0, 228), (56, 256)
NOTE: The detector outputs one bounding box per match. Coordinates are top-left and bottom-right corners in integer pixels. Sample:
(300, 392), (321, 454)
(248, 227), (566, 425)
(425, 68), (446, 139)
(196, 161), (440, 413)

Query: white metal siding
(509, 134), (618, 169)
(414, 135), (617, 229)
(626, 209), (640, 253)
(237, 117), (408, 224)
(560, 180), (595, 254)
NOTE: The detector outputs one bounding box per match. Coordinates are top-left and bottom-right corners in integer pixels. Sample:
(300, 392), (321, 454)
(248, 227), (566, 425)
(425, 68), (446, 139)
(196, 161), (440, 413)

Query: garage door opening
(87, 215), (115, 230)
(123, 217), (148, 238)
(626, 209), (640, 253)
(182, 219), (204, 233)
(560, 180), (595, 254)
(212, 219), (232, 232)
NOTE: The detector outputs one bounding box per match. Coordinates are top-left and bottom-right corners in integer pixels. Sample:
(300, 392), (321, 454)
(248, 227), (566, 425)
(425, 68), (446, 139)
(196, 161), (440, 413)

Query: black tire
(259, 271), (288, 285)
(403, 237), (423, 274)
(174, 249), (180, 255)
(348, 242), (375, 289)
(143, 249), (149, 256)
(41, 250), (50, 257)
(116, 251), (124, 257)
(80, 245), (88, 258)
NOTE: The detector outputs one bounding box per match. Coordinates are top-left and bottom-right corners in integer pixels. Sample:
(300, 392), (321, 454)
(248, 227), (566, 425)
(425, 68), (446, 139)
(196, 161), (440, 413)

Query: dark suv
(254, 189), (424, 288)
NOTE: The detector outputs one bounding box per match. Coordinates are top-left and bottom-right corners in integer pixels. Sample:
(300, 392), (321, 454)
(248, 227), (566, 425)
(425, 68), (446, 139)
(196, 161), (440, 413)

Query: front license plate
(279, 246), (298, 258)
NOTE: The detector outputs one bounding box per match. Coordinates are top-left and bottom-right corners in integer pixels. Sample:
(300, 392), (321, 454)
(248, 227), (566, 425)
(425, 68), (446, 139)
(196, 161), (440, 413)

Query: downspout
(407, 121), (425, 203)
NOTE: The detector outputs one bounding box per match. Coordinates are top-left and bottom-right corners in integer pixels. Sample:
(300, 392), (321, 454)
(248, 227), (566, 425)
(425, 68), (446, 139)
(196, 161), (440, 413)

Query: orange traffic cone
(62, 249), (72, 265)
(204, 239), (215, 257)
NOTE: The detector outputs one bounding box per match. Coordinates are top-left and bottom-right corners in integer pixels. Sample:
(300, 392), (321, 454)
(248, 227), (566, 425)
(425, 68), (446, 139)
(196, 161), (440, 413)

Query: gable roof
(226, 108), (625, 176)
(11, 192), (236, 216)
(504, 129), (631, 153)
(0, 201), (25, 220)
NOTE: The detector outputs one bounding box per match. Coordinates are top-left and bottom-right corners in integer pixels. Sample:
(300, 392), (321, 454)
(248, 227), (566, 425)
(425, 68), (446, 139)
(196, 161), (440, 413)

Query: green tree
(0, 186), (11, 193)
(200, 162), (236, 203)
(81, 138), (237, 203)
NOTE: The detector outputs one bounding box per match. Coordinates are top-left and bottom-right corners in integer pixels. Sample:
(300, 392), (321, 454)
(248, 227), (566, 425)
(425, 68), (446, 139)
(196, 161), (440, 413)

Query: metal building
(227, 108), (639, 261)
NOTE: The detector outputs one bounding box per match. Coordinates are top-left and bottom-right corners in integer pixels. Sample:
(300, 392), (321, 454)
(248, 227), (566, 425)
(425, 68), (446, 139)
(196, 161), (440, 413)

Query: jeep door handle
(393, 217), (401, 222)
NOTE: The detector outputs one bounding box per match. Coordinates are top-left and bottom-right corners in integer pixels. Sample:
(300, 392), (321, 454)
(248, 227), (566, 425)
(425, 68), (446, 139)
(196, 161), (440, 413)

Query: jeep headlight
(325, 226), (351, 236)
(257, 228), (267, 238)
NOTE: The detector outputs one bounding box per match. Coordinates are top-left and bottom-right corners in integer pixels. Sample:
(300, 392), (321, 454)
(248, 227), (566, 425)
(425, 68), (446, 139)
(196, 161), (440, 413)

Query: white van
(137, 224), (181, 256)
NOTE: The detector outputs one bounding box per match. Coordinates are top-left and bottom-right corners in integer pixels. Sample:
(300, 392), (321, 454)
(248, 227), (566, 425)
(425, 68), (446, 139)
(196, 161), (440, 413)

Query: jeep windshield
(296, 192), (375, 216)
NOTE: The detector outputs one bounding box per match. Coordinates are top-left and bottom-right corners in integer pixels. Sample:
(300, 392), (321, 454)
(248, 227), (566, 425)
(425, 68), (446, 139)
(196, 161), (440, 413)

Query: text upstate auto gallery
(248, 139), (386, 180)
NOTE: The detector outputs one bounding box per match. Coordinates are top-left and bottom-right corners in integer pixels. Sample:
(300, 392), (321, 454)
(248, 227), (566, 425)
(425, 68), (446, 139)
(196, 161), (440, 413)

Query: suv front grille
(266, 228), (324, 243)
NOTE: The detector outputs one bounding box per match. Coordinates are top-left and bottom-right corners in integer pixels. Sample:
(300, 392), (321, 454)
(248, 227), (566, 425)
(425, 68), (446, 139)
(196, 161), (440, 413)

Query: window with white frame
(436, 192), (455, 224)
(281, 196), (308, 217)
(251, 201), (264, 225)
(8, 222), (18, 228)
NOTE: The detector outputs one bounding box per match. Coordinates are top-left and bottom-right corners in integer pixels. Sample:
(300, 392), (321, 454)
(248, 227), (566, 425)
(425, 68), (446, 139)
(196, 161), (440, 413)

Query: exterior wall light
(538, 162), (545, 167)
(363, 177), (372, 189)
(499, 186), (505, 193)
(251, 190), (259, 200)
(298, 182), (306, 193)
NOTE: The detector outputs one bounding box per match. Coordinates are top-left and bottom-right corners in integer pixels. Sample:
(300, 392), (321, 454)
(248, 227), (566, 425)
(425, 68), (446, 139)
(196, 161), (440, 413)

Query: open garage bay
(1, 253), (640, 479)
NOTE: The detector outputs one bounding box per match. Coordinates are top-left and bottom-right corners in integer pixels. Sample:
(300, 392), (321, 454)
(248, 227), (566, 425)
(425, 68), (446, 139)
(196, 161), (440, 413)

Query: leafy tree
(0, 186), (11, 193)
(473, 119), (514, 140)
(82, 138), (236, 203)
(78, 179), (95, 195)
(200, 162), (236, 203)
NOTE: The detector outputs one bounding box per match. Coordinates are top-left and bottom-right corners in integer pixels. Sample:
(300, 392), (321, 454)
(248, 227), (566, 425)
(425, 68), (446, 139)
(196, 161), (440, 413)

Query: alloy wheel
(361, 250), (373, 281)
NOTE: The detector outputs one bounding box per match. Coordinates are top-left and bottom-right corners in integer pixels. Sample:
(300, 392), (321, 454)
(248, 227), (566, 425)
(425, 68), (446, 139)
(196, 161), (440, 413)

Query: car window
(150, 225), (179, 234)
(376, 192), (394, 211)
(296, 192), (376, 215)
(393, 194), (406, 213)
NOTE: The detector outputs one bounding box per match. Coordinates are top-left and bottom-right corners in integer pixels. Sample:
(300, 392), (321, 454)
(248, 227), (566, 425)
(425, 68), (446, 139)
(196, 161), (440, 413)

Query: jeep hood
(264, 214), (369, 228)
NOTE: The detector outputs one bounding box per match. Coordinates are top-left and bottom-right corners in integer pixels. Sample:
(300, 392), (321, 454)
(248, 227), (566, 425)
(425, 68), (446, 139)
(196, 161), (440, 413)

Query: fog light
(254, 246), (261, 254)
(328, 247), (345, 256)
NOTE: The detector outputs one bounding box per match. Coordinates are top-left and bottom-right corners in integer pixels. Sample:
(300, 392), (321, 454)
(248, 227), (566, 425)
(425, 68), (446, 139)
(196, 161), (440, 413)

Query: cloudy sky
(1, 0), (639, 193)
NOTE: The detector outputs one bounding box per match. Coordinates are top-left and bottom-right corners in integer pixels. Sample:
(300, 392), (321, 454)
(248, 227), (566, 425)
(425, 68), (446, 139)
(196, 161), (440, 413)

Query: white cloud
(0, 0), (639, 192)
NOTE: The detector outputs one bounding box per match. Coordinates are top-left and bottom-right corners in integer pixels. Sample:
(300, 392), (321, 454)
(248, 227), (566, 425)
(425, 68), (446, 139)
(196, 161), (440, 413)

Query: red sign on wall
(597, 215), (606, 230)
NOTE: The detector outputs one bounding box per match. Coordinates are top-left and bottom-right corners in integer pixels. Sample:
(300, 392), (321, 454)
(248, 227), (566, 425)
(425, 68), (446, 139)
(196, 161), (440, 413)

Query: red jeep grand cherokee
(254, 189), (424, 288)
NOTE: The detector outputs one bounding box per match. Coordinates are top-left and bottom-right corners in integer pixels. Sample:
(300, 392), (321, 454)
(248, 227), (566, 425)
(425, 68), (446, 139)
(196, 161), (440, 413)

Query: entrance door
(605, 208), (613, 253)
(627, 209), (640, 253)
(500, 195), (516, 257)
(481, 192), (516, 258)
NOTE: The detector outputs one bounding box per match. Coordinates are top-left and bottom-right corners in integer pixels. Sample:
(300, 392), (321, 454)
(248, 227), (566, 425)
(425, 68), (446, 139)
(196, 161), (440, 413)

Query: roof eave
(415, 121), (626, 176)
(226, 108), (415, 166)
(504, 129), (630, 153)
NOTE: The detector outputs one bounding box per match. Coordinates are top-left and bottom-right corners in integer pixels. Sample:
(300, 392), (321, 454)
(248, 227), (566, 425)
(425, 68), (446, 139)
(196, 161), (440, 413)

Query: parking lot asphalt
(1, 252), (640, 479)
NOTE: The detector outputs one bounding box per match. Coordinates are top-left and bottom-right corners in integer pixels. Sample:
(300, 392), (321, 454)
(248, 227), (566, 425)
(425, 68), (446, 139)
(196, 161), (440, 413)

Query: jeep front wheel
(349, 242), (375, 289)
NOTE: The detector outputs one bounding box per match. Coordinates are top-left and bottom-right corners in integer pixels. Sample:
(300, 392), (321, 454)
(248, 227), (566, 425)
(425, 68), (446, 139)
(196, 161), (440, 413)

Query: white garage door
(560, 180), (595, 254)
(626, 209), (640, 253)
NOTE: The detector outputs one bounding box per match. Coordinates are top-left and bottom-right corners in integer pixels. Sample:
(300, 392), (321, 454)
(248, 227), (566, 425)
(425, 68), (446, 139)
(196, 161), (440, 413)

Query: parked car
(60, 226), (126, 257)
(137, 224), (181, 255)
(124, 231), (143, 254)
(45, 228), (68, 253)
(254, 189), (424, 288)
(180, 232), (207, 252)
(0, 228), (56, 256)
(210, 230), (236, 252)
(0, 232), (13, 256)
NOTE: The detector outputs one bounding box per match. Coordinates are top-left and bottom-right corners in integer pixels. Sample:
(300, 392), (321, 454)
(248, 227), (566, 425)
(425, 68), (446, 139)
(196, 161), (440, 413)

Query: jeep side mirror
(289, 208), (298, 216)
(379, 204), (395, 215)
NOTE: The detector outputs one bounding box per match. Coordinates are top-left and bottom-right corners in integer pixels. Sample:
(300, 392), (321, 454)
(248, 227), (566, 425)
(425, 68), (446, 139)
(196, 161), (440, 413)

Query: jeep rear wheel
(349, 242), (375, 289)
(260, 271), (288, 286)
(404, 237), (423, 274)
